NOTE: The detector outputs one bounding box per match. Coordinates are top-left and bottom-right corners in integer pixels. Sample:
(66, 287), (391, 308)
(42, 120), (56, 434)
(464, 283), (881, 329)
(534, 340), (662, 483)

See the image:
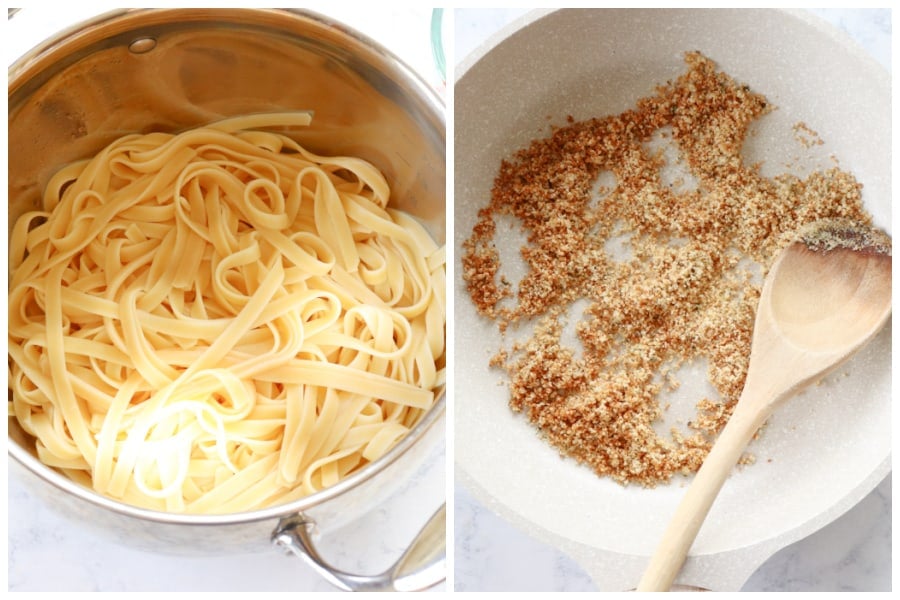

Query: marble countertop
(452, 7), (891, 593)
(5, 5), (445, 593)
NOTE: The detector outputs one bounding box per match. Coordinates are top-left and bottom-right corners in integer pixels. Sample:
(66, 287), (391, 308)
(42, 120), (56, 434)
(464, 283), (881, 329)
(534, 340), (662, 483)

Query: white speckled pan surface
(454, 8), (890, 591)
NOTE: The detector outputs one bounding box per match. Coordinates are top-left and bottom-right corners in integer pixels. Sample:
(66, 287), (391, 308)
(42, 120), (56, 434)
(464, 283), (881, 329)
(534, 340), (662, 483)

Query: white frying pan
(453, 9), (890, 591)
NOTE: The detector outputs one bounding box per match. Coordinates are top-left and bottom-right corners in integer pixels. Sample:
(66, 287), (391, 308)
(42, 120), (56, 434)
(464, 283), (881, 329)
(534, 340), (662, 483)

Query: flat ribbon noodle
(8, 113), (445, 514)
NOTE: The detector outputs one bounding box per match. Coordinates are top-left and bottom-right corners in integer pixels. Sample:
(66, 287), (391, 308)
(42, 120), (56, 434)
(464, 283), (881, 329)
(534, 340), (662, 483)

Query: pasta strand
(8, 114), (445, 513)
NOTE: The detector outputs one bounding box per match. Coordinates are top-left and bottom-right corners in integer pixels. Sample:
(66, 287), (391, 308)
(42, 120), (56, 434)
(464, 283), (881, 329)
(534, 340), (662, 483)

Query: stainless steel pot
(8, 8), (446, 592)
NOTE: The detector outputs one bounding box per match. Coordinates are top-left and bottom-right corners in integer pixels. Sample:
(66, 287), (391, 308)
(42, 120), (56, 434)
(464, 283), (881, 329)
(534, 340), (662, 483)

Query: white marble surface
(452, 7), (891, 593)
(5, 5), (446, 593)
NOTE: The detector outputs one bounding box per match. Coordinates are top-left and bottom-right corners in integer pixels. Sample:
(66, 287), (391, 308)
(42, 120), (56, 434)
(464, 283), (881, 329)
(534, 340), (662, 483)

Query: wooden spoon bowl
(637, 219), (892, 591)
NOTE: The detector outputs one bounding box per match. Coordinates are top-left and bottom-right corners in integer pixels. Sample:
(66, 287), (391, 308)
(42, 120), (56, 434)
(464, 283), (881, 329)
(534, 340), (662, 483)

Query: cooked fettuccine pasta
(8, 113), (446, 514)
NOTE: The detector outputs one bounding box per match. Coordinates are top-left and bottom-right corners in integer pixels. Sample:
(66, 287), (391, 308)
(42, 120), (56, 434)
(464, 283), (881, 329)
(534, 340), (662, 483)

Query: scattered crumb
(797, 217), (891, 255)
(461, 51), (873, 487)
(792, 121), (825, 148)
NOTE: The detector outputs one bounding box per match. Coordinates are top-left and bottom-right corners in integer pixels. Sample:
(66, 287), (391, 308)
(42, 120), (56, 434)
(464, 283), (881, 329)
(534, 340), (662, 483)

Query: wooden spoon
(637, 219), (892, 592)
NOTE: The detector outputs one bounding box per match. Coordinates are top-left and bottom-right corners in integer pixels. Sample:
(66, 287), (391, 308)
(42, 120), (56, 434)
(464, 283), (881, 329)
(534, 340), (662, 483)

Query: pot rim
(7, 6), (446, 525)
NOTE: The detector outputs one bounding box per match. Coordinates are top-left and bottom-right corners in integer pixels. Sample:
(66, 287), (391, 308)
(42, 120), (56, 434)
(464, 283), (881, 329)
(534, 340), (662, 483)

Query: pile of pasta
(8, 113), (446, 513)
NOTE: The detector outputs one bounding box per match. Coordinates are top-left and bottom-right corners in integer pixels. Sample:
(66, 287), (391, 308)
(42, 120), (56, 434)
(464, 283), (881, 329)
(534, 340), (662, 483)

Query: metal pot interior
(8, 7), (445, 528)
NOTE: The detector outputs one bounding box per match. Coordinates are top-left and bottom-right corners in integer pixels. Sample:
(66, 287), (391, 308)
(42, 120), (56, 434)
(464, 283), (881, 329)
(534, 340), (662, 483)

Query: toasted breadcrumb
(792, 121), (825, 148)
(461, 51), (872, 486)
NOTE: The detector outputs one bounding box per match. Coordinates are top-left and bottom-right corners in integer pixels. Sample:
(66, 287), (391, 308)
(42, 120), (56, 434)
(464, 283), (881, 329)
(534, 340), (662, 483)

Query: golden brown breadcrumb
(461, 51), (872, 486)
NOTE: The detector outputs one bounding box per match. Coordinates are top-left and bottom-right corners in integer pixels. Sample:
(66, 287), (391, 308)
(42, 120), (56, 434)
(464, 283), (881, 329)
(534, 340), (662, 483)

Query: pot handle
(272, 503), (446, 592)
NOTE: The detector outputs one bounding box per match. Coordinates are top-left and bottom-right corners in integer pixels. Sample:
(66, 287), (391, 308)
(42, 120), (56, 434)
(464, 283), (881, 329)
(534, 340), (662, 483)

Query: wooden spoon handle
(636, 400), (771, 591)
